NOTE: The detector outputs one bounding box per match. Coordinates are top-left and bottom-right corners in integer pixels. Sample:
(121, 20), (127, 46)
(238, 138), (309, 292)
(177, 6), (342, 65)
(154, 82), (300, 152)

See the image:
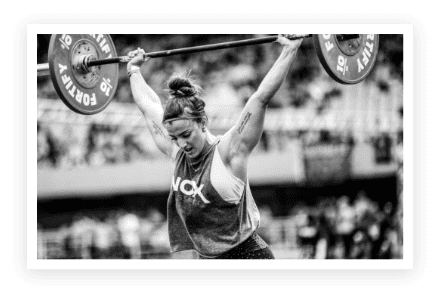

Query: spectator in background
(314, 215), (331, 259)
(371, 202), (396, 259)
(58, 125), (86, 168)
(353, 191), (373, 224)
(117, 211), (141, 259)
(66, 213), (93, 259)
(123, 133), (145, 162)
(296, 213), (318, 259)
(349, 230), (373, 259)
(317, 199), (341, 259)
(37, 123), (60, 168)
(143, 209), (170, 253)
(334, 196), (356, 258)
(90, 215), (115, 259)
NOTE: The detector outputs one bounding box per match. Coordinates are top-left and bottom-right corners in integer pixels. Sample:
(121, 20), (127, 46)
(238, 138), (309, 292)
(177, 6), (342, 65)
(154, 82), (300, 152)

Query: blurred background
(36, 34), (403, 259)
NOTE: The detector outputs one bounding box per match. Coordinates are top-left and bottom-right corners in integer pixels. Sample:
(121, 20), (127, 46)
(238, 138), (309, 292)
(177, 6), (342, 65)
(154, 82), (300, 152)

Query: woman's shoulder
(207, 132), (222, 145)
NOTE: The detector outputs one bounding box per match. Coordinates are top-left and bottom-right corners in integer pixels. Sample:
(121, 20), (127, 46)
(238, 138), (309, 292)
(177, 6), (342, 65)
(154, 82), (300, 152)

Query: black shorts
(198, 232), (275, 259)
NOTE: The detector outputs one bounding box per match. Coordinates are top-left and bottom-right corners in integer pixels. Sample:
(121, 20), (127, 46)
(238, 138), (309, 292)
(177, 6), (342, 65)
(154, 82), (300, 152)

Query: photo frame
(12, 14), (427, 287)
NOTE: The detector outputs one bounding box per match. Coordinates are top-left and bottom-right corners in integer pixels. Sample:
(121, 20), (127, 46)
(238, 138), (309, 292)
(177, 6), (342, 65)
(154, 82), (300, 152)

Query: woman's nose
(177, 139), (187, 148)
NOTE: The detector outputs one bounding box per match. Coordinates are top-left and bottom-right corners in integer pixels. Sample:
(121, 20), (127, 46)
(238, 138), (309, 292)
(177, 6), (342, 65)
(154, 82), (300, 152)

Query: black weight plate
(48, 34), (118, 115)
(312, 34), (379, 84)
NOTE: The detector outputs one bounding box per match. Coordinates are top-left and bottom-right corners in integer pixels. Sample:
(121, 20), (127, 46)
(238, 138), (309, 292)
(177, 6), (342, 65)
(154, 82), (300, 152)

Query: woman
(127, 34), (303, 259)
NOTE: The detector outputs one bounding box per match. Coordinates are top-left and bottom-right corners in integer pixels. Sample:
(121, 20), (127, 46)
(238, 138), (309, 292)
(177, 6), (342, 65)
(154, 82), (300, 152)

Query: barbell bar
(90, 34), (362, 67)
(87, 34), (315, 67)
(37, 34), (379, 115)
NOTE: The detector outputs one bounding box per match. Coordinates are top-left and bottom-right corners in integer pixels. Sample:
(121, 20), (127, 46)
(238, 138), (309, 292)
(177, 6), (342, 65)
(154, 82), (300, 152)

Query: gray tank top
(167, 139), (260, 257)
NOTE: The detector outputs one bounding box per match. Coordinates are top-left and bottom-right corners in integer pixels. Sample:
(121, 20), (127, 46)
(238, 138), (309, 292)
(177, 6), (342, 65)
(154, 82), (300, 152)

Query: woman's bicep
(142, 106), (175, 159)
(232, 97), (267, 152)
(221, 96), (267, 159)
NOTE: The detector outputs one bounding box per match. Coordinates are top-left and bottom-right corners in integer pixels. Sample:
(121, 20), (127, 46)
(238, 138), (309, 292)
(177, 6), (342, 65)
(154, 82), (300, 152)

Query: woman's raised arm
(128, 48), (176, 159)
(218, 35), (303, 179)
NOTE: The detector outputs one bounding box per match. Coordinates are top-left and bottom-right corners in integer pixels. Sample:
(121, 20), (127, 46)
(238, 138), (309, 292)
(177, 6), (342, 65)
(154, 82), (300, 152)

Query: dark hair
(163, 72), (207, 124)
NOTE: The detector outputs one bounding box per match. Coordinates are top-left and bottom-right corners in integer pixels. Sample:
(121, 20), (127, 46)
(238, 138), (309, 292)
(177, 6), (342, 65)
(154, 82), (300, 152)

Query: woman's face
(165, 119), (206, 158)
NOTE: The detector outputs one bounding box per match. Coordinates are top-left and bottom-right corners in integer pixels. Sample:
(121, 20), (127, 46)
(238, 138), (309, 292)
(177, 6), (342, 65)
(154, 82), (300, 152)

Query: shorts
(198, 232), (275, 259)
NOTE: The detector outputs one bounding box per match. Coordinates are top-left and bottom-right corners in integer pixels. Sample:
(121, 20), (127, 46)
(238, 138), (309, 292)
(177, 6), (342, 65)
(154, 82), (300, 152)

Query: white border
(29, 24), (413, 269)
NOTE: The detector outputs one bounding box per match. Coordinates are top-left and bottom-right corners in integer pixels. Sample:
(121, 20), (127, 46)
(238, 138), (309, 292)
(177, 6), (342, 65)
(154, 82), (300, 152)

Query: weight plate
(48, 34), (119, 115)
(312, 34), (379, 84)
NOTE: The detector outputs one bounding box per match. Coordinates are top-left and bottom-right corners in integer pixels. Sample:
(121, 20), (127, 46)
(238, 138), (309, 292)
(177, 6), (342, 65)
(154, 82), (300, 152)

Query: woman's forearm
(255, 47), (298, 106)
(129, 71), (162, 114)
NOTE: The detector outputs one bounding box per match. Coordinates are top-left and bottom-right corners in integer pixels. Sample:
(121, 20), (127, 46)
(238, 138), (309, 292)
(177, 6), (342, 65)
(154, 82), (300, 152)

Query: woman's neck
(187, 130), (217, 162)
(187, 139), (212, 165)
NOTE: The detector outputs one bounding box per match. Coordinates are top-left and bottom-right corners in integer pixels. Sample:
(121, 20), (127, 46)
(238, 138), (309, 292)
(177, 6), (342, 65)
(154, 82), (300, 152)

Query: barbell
(37, 34), (379, 115)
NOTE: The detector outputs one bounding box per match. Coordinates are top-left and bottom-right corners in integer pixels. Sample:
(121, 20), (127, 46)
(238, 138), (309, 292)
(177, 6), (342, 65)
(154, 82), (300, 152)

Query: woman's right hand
(277, 34), (303, 53)
(127, 47), (148, 69)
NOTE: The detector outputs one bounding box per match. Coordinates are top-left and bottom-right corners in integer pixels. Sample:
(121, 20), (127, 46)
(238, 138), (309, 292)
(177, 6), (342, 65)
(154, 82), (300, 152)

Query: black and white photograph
(31, 25), (411, 268)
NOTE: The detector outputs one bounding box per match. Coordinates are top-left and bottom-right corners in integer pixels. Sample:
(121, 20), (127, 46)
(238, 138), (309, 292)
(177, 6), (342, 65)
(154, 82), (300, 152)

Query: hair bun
(170, 86), (196, 97)
(194, 98), (205, 111)
(167, 73), (200, 98)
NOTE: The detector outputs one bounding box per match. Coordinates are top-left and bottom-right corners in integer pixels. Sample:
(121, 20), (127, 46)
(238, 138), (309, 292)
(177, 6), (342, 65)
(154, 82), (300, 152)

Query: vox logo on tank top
(171, 175), (210, 203)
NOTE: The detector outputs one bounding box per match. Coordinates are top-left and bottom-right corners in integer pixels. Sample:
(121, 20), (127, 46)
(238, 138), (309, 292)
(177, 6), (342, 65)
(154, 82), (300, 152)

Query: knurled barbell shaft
(37, 34), (360, 76)
(88, 34), (313, 67)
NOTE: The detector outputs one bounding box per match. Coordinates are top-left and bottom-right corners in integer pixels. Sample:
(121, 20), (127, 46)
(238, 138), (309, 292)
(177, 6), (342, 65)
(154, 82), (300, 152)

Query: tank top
(167, 138), (260, 258)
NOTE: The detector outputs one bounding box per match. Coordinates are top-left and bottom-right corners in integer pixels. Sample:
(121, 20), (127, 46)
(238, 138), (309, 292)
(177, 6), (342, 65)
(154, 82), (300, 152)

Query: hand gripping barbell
(37, 34), (379, 115)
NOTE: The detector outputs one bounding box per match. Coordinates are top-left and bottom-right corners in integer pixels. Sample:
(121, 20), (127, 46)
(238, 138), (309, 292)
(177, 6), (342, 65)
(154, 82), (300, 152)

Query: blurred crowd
(38, 119), (398, 170)
(37, 122), (166, 169)
(258, 191), (402, 259)
(38, 189), (402, 259)
(38, 209), (169, 259)
(36, 121), (262, 169)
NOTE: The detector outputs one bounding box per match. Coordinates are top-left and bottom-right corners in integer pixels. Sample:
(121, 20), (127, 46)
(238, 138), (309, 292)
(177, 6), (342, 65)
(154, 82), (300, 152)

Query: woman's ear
(201, 117), (208, 132)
